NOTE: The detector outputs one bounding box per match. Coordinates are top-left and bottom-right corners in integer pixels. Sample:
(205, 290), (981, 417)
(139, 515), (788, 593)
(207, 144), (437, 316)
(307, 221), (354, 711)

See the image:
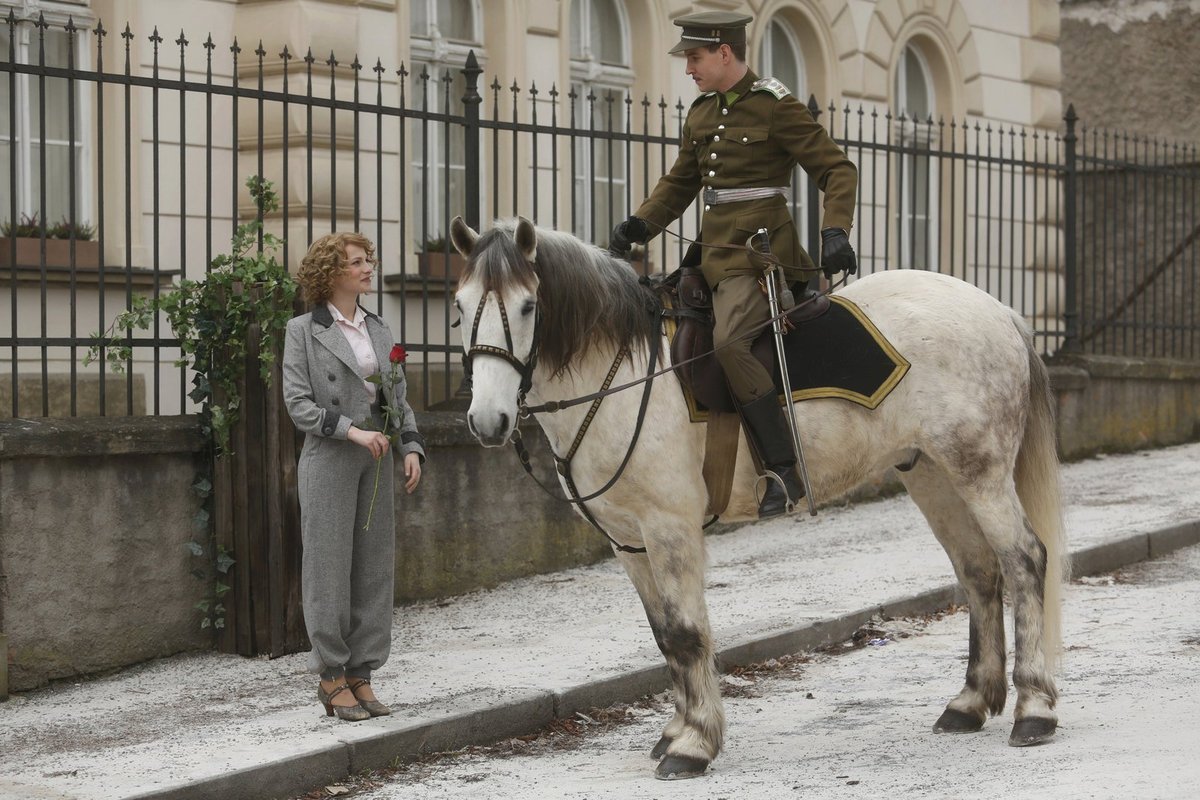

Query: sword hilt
(752, 228), (794, 309)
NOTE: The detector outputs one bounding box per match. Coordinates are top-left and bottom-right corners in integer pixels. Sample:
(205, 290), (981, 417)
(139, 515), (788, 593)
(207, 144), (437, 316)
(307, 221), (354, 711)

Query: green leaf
(185, 541), (205, 557)
(216, 551), (236, 574)
(191, 476), (213, 496)
(194, 600), (211, 613)
(215, 580), (231, 597)
(201, 617), (212, 629)
(192, 507), (211, 530)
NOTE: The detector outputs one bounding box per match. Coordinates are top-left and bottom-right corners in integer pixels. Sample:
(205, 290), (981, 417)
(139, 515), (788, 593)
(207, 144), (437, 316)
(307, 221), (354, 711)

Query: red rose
(389, 344), (407, 364)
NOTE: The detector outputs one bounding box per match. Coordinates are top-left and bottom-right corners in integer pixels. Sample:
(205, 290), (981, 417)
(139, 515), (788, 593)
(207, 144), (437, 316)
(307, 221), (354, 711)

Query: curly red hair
(297, 232), (376, 306)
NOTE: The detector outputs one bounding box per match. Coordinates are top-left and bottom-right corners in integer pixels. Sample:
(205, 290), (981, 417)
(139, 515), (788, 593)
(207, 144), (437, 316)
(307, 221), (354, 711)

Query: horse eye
(521, 300), (536, 317)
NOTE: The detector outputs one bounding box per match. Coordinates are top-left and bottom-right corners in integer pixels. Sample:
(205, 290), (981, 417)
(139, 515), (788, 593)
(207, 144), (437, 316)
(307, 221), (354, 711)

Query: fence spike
(176, 29), (188, 48)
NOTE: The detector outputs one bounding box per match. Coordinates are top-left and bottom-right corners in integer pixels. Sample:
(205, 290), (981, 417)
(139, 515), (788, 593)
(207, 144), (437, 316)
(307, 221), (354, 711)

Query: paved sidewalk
(2, 443), (1198, 800)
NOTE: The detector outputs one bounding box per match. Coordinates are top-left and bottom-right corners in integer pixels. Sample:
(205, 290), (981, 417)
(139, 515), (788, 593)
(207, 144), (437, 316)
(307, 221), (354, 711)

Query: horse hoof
(1009, 717), (1057, 747)
(655, 754), (709, 780)
(650, 735), (672, 760)
(933, 708), (985, 733)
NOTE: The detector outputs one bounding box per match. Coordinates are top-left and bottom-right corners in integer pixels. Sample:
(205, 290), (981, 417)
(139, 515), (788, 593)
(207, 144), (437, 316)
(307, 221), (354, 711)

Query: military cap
(668, 11), (753, 55)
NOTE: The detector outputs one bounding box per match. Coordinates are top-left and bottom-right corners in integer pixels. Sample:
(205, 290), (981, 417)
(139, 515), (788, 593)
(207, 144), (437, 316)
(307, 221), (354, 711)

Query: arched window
(894, 42), (937, 270)
(410, 0), (482, 246)
(759, 17), (806, 102)
(569, 0), (633, 245)
(758, 15), (810, 258)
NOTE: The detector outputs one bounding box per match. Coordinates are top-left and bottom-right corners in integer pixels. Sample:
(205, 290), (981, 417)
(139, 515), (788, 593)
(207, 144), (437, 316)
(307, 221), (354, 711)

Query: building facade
(2, 0), (1067, 413)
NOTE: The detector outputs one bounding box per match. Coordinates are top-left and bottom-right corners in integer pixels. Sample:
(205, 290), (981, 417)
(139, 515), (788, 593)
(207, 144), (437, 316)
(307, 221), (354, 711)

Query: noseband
(462, 289), (540, 399)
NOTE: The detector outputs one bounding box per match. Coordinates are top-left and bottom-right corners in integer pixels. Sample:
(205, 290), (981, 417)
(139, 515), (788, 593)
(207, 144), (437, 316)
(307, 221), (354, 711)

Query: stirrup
(753, 470), (797, 513)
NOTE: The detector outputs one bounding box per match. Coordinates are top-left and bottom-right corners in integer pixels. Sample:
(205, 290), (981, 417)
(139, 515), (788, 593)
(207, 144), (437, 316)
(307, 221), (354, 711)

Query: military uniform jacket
(634, 69), (857, 287)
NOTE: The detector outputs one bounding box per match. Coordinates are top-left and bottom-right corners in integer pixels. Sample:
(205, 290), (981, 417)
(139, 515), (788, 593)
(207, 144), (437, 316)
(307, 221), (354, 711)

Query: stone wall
(1061, 0), (1200, 143)
(2, 356), (1198, 692)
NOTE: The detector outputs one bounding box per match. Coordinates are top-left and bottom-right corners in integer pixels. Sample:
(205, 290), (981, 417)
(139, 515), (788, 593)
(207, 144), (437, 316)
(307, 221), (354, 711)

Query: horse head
(450, 215), (540, 447)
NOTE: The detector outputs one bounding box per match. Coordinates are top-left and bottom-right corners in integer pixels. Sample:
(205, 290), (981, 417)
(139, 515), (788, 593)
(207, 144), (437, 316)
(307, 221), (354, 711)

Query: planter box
(416, 251), (467, 281)
(0, 236), (100, 269)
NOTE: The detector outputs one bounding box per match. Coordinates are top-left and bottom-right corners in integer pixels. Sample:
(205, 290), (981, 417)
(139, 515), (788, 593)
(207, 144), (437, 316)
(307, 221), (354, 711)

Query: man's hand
(820, 228), (858, 280)
(610, 216), (649, 255)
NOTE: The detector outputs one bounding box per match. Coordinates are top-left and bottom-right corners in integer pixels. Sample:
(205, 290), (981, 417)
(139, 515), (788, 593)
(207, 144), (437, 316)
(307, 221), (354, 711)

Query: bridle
(459, 233), (847, 554)
(461, 288), (540, 399)
(461, 278), (657, 554)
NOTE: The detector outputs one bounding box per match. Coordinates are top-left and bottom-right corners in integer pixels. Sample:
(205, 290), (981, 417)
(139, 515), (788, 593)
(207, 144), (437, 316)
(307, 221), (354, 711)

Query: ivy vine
(85, 175), (297, 632)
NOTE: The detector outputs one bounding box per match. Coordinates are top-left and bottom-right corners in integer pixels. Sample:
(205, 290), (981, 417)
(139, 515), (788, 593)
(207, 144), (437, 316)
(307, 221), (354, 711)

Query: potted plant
(0, 213), (100, 270)
(416, 234), (467, 281)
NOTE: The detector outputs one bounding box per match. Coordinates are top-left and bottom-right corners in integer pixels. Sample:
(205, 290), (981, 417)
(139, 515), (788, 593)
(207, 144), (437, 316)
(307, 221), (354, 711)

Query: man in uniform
(610, 11), (859, 519)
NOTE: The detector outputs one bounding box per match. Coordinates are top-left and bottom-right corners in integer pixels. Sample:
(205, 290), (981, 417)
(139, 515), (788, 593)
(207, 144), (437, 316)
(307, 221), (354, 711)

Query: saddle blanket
(664, 294), (911, 423)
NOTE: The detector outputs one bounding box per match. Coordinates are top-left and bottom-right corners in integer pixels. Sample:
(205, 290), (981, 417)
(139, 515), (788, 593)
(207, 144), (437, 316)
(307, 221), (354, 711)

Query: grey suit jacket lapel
(310, 305), (363, 377)
(366, 314), (392, 381)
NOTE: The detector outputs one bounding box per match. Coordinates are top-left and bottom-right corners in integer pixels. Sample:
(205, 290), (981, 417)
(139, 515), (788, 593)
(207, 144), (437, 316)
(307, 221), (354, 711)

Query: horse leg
(959, 484), (1059, 746)
(613, 550), (686, 760)
(900, 461), (1007, 733)
(642, 529), (724, 779)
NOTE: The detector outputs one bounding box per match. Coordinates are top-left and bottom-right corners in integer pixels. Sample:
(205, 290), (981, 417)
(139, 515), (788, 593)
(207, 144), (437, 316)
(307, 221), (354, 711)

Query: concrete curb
(126, 520), (1200, 800)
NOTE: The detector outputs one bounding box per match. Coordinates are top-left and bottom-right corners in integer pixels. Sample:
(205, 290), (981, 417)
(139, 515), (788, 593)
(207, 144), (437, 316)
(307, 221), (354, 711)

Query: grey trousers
(713, 274), (774, 404)
(297, 429), (395, 680)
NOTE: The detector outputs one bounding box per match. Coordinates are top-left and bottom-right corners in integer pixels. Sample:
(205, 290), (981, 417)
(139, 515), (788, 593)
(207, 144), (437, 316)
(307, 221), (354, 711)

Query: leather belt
(703, 186), (789, 206)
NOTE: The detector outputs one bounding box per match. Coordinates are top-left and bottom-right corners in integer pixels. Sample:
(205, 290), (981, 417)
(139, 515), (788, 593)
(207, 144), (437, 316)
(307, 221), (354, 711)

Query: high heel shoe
(347, 678), (391, 717)
(317, 682), (371, 721)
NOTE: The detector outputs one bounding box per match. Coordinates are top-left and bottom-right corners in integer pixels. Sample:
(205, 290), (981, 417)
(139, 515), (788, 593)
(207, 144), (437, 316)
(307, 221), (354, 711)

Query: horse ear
(450, 216), (478, 257)
(515, 216), (538, 263)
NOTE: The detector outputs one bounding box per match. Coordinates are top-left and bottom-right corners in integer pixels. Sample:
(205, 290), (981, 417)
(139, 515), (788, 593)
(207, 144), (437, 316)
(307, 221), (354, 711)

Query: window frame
(409, 0), (483, 243)
(1, 6), (94, 230)
(894, 42), (938, 271)
(569, 0), (633, 244)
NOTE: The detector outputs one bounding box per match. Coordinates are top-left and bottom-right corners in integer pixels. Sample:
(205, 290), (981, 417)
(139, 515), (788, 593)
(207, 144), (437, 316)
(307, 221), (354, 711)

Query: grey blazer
(283, 304), (426, 462)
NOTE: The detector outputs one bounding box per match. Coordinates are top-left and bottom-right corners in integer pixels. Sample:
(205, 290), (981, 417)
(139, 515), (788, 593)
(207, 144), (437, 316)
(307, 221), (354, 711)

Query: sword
(752, 228), (816, 516)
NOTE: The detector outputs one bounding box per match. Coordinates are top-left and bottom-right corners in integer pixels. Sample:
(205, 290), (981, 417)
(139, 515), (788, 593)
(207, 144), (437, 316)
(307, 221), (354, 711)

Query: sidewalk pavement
(3, 443), (1198, 800)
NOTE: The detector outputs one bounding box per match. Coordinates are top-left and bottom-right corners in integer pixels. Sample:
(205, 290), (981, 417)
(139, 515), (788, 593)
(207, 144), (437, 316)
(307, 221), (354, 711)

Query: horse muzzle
(467, 409), (513, 448)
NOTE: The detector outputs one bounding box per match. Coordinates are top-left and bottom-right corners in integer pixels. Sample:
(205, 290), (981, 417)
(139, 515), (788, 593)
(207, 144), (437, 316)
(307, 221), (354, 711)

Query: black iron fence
(2, 15), (1198, 418)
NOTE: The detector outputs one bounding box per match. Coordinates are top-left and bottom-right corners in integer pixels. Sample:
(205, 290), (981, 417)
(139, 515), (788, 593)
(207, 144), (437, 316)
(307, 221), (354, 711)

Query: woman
(283, 232), (424, 721)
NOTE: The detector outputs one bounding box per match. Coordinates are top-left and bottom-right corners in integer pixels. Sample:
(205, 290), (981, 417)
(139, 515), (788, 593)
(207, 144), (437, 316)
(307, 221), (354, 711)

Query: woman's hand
(404, 452), (422, 494)
(347, 426), (390, 458)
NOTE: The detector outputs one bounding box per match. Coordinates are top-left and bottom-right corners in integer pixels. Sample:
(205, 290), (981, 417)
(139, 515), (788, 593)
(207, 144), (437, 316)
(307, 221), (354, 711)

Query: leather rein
(461, 232), (844, 554)
(463, 285), (660, 554)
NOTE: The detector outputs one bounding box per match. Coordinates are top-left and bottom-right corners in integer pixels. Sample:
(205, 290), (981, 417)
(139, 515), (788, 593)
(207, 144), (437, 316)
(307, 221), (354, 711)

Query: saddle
(654, 244), (910, 421)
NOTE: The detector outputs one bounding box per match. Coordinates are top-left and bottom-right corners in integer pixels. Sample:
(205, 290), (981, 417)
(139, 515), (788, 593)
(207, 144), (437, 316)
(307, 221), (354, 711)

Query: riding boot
(740, 393), (804, 518)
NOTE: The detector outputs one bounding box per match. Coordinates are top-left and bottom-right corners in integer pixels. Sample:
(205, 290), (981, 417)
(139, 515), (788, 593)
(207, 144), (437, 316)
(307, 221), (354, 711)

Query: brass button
(718, 124), (725, 130)
(704, 204), (711, 211)
(713, 135), (720, 142)
(742, 136), (749, 142)
(708, 169), (715, 177)
(721, 108), (728, 115)
(710, 153), (716, 159)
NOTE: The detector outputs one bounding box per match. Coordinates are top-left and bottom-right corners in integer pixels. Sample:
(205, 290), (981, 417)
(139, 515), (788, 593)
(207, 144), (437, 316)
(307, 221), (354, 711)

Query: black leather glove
(820, 227), (858, 280)
(610, 216), (650, 255)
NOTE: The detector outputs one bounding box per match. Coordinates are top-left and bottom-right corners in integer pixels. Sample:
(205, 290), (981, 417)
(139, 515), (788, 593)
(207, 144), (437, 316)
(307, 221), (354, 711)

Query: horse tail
(1012, 313), (1068, 672)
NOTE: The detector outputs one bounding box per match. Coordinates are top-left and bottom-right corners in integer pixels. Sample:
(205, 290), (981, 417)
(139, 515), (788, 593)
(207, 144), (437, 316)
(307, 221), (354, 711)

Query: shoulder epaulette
(750, 77), (790, 100)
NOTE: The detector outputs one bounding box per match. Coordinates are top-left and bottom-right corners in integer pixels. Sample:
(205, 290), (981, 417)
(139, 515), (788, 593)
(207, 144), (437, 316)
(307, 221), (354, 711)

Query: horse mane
(463, 220), (657, 376)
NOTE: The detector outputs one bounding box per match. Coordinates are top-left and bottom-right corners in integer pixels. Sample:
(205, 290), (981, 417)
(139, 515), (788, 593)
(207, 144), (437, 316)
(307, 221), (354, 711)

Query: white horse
(449, 216), (1067, 780)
